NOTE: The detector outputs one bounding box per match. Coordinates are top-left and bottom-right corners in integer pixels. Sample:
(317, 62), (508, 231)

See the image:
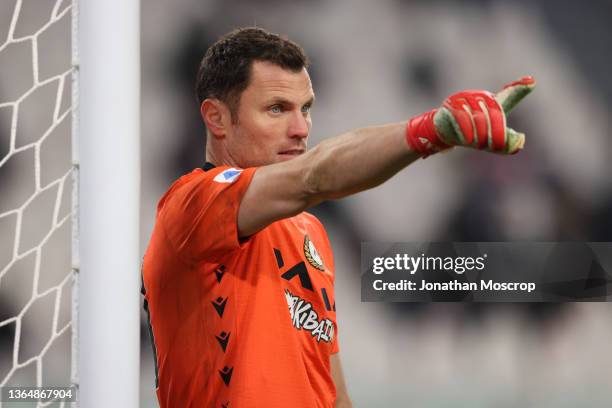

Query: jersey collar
(202, 162), (216, 171)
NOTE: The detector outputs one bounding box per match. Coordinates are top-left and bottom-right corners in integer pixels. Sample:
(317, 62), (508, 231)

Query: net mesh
(0, 0), (75, 406)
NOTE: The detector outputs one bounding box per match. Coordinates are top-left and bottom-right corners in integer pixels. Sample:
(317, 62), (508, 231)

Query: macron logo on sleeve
(213, 168), (243, 184)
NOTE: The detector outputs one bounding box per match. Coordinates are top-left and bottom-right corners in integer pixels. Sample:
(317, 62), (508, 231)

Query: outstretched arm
(238, 120), (418, 236)
(238, 77), (536, 237)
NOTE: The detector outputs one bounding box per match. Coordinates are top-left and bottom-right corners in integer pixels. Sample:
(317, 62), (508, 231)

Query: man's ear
(200, 99), (230, 139)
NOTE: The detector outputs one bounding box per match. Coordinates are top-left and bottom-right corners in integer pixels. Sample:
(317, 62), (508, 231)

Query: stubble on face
(225, 61), (314, 168)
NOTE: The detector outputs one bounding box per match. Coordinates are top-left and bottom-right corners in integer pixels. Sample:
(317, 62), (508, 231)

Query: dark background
(140, 1), (612, 405)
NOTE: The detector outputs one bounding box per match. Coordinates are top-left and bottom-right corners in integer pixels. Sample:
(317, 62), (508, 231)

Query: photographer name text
(373, 279), (536, 292)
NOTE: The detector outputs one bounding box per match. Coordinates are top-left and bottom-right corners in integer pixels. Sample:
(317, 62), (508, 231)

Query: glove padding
(406, 76), (536, 157)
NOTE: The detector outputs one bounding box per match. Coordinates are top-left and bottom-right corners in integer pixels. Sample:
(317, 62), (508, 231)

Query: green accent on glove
(503, 128), (525, 154)
(433, 108), (464, 146)
(495, 78), (535, 153)
(495, 80), (536, 115)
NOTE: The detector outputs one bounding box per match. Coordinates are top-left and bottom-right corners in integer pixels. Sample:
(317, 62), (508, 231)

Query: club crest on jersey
(304, 235), (325, 271)
(213, 168), (243, 184)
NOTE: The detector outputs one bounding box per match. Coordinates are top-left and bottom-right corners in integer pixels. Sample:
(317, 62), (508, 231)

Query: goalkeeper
(142, 27), (535, 408)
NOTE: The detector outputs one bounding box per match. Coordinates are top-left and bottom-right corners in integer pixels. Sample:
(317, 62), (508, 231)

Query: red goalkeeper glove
(406, 76), (536, 157)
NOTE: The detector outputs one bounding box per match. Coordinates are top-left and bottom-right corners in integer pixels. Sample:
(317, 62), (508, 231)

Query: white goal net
(0, 0), (76, 406)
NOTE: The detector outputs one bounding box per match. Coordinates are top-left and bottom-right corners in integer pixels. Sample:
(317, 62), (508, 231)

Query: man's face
(224, 60), (314, 168)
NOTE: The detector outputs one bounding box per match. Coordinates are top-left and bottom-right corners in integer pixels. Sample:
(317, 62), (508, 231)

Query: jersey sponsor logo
(284, 289), (335, 343)
(304, 235), (325, 271)
(213, 168), (243, 184)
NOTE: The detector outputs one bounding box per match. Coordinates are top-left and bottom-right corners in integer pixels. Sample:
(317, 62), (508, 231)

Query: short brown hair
(195, 27), (309, 118)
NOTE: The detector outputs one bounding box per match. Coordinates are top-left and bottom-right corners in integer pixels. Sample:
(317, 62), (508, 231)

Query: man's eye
(301, 104), (311, 113)
(270, 105), (282, 114)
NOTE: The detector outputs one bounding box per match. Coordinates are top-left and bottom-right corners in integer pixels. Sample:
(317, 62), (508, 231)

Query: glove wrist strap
(405, 109), (450, 158)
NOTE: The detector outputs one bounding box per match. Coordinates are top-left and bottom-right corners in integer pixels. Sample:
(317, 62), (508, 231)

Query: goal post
(78, 0), (141, 406)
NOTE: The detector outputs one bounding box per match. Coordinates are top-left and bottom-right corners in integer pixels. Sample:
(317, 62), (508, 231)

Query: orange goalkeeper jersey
(142, 163), (339, 408)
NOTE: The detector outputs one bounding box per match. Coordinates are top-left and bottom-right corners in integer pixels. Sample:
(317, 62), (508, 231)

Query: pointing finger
(495, 76), (536, 115)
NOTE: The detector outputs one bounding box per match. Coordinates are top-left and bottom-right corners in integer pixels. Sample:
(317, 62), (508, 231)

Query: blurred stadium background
(1, 0), (612, 406)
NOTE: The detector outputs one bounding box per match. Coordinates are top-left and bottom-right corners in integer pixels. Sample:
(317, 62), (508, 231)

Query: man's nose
(288, 111), (309, 139)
